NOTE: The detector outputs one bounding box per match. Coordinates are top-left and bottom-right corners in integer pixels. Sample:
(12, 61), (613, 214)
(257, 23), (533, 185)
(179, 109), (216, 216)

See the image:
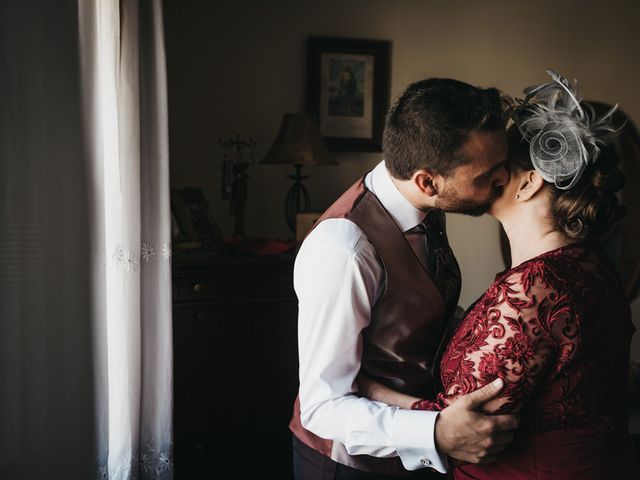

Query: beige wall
(164, 0), (640, 357)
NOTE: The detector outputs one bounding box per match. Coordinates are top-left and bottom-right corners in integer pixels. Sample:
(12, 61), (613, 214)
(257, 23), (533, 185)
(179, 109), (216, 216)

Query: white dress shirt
(295, 160), (448, 473)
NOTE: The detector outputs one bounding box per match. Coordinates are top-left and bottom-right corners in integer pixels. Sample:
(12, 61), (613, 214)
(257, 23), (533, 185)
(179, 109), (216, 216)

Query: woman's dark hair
(507, 120), (627, 240)
(383, 78), (506, 179)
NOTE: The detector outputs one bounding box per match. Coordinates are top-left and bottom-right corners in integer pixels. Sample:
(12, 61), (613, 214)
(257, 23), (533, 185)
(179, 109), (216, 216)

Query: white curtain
(0, 0), (173, 478)
(79, 0), (174, 479)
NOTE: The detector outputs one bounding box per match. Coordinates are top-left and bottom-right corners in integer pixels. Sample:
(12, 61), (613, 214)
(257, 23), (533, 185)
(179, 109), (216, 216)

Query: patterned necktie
(408, 212), (461, 316)
(409, 213), (443, 278)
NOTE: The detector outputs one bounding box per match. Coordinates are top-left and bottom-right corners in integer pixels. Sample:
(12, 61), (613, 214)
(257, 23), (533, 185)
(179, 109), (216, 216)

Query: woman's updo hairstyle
(508, 70), (628, 240)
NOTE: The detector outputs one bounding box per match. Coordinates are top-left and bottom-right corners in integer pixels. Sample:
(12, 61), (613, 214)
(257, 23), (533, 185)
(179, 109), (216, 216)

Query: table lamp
(261, 113), (338, 233)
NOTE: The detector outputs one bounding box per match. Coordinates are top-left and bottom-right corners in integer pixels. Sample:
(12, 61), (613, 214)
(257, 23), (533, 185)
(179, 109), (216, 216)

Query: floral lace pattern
(98, 243), (172, 271)
(97, 441), (173, 480)
(413, 241), (633, 433)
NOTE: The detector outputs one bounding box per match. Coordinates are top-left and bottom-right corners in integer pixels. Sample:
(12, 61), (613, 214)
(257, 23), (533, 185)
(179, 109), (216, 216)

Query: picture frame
(170, 187), (224, 252)
(295, 211), (322, 243)
(306, 36), (391, 152)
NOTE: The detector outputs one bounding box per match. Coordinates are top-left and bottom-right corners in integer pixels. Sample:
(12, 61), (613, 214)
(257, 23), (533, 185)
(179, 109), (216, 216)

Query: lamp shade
(261, 113), (338, 166)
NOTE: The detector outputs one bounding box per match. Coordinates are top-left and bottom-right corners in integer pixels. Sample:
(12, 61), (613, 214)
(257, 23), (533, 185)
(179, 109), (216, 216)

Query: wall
(163, 0), (640, 357)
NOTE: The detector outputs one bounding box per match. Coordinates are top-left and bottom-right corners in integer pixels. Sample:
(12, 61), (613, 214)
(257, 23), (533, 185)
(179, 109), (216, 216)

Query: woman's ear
(413, 169), (439, 197)
(516, 170), (545, 201)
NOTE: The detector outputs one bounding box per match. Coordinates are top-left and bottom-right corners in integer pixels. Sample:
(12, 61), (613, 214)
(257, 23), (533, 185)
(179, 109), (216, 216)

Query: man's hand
(434, 378), (519, 464)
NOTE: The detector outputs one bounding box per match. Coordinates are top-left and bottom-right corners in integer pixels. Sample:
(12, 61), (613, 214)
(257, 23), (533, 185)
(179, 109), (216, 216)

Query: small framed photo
(306, 36), (391, 152)
(170, 187), (224, 252)
(296, 211), (322, 243)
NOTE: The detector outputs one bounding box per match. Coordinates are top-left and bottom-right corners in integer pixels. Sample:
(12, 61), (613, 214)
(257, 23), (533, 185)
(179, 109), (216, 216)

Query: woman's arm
(413, 268), (562, 414)
(356, 373), (422, 409)
(359, 267), (566, 417)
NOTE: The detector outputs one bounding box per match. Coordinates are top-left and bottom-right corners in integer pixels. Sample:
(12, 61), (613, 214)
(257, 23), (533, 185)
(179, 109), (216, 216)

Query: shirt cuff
(390, 409), (448, 473)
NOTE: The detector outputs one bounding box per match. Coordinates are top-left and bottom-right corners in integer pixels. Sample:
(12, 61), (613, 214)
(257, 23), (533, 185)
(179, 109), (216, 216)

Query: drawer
(173, 263), (295, 303)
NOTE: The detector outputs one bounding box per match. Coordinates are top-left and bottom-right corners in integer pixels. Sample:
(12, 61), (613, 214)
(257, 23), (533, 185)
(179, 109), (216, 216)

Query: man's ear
(516, 170), (545, 201)
(413, 169), (439, 197)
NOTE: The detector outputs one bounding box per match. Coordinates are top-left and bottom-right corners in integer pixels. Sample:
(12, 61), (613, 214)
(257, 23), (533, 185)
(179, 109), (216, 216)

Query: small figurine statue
(220, 134), (256, 239)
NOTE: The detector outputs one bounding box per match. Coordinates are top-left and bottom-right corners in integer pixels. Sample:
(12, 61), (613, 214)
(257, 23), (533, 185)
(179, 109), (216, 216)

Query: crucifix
(220, 134), (256, 239)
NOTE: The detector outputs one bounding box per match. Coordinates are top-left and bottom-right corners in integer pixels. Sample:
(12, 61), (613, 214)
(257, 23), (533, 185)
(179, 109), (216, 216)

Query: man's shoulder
(299, 218), (373, 257)
(295, 218), (382, 286)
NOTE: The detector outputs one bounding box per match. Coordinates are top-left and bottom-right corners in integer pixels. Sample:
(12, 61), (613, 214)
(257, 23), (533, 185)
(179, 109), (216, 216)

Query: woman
(359, 71), (639, 478)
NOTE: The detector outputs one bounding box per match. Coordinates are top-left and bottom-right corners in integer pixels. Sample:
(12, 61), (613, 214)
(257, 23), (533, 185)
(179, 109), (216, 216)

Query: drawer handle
(192, 283), (204, 293)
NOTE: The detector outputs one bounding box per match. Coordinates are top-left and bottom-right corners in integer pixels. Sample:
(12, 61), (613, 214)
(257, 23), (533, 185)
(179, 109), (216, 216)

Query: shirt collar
(364, 161), (427, 232)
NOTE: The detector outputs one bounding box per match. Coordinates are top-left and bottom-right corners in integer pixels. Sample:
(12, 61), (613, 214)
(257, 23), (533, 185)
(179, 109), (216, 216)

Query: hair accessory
(511, 69), (623, 190)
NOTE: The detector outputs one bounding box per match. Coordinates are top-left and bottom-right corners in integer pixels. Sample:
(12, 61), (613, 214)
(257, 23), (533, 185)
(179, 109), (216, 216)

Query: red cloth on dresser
(412, 241), (639, 479)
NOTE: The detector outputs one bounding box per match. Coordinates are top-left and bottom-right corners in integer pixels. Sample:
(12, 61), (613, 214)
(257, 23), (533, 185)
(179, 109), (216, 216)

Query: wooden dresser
(172, 252), (298, 478)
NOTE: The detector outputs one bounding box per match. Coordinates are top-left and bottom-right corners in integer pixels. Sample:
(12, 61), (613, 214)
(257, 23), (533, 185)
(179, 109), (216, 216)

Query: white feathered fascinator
(511, 69), (623, 190)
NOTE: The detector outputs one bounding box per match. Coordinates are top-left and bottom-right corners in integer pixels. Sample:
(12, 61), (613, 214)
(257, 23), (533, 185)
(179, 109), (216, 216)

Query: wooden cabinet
(172, 253), (298, 478)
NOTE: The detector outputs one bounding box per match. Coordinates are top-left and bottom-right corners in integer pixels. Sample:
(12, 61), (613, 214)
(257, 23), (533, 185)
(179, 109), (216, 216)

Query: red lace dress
(413, 241), (639, 479)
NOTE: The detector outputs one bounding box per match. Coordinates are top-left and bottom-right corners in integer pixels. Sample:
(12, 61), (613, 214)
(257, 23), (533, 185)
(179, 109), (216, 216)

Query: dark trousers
(292, 435), (445, 480)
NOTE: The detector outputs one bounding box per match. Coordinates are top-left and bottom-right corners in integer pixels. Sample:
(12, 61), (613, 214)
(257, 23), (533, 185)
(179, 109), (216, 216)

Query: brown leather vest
(289, 178), (460, 475)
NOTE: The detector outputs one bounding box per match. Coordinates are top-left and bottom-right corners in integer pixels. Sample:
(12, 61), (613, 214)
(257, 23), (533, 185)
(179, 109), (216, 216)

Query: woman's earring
(515, 194), (520, 200)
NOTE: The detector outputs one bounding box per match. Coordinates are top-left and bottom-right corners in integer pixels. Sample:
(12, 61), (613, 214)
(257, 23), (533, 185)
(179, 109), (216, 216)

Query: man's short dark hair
(383, 78), (505, 179)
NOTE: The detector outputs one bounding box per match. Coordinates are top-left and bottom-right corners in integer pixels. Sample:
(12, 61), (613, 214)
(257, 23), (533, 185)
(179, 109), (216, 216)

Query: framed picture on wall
(306, 36), (391, 152)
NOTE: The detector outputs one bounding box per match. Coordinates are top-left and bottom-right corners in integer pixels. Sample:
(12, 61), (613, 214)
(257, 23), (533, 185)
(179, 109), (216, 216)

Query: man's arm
(357, 375), (520, 464)
(295, 219), (447, 472)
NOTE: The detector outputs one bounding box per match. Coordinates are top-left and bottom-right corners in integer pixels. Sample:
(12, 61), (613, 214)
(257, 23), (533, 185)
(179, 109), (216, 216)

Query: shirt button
(420, 458), (431, 466)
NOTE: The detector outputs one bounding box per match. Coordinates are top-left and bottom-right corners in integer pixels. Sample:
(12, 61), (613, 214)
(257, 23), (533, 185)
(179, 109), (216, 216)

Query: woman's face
(487, 166), (523, 218)
(488, 129), (535, 219)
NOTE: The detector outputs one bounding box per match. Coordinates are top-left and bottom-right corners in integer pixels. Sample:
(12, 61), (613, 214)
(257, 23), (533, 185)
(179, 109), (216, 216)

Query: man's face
(434, 130), (509, 216)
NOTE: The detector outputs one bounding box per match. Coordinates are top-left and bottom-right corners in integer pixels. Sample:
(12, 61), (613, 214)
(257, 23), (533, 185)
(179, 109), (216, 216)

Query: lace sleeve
(413, 265), (569, 413)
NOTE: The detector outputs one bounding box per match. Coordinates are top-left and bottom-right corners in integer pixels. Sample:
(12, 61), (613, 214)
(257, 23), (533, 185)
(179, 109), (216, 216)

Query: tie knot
(408, 223), (427, 234)
(409, 215), (445, 250)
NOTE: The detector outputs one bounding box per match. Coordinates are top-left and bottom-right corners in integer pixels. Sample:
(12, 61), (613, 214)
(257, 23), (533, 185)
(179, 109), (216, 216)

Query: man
(289, 78), (517, 479)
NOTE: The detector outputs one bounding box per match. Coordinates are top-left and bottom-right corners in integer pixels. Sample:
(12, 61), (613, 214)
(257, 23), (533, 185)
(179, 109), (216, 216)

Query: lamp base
(285, 165), (312, 234)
